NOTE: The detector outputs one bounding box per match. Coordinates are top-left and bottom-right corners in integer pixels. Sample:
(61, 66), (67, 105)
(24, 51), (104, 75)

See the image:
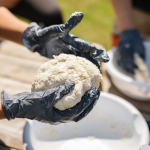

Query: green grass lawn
(58, 0), (115, 51)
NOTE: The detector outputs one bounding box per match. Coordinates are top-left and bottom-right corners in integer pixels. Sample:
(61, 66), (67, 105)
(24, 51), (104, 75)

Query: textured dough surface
(32, 54), (102, 110)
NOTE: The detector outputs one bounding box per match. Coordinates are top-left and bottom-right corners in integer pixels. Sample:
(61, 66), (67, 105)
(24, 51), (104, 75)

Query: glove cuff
(22, 22), (41, 52)
(1, 91), (19, 120)
(120, 29), (141, 40)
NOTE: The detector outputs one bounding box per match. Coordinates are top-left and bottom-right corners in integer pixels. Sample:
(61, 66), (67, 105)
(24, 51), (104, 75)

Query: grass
(57, 0), (115, 50)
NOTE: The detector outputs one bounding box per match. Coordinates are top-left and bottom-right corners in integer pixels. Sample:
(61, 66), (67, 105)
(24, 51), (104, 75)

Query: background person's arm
(0, 7), (28, 45)
(0, 100), (6, 120)
(110, 0), (136, 32)
(0, 0), (21, 9)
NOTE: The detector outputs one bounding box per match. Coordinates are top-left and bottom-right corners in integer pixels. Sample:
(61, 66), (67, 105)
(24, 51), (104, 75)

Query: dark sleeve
(132, 0), (150, 13)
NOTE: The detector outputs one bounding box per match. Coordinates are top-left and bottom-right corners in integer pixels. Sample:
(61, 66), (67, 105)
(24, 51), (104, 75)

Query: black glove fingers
(32, 81), (74, 107)
(93, 48), (110, 63)
(73, 38), (110, 63)
(73, 38), (98, 58)
(59, 37), (101, 70)
(80, 87), (99, 109)
(76, 40), (107, 62)
(64, 43), (81, 55)
(52, 81), (75, 105)
(44, 11), (83, 36)
(43, 12), (83, 37)
(56, 87), (99, 119)
(38, 25), (65, 38)
(119, 58), (135, 74)
(61, 37), (89, 54)
(74, 38), (90, 53)
(135, 44), (145, 60)
(64, 12), (84, 32)
(73, 90), (100, 122)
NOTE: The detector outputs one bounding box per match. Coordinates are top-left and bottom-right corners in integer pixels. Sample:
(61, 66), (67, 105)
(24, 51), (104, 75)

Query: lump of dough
(32, 54), (102, 110)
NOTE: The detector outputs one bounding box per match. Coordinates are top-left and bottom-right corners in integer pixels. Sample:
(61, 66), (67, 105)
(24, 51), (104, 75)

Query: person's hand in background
(111, 0), (145, 74)
(118, 29), (145, 74)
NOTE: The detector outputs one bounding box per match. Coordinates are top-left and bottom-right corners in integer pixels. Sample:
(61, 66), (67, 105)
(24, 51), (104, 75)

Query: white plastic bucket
(23, 92), (149, 150)
(106, 41), (150, 100)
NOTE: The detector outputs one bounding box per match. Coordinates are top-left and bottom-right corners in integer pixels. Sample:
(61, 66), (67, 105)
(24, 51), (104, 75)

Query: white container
(23, 92), (149, 150)
(106, 41), (150, 100)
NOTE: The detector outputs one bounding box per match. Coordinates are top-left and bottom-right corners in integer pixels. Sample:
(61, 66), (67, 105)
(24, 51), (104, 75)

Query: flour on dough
(32, 54), (102, 110)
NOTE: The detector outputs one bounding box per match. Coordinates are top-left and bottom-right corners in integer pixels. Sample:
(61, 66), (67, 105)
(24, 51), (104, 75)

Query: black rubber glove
(1, 81), (100, 124)
(56, 87), (100, 123)
(22, 12), (109, 63)
(22, 12), (103, 123)
(118, 29), (145, 74)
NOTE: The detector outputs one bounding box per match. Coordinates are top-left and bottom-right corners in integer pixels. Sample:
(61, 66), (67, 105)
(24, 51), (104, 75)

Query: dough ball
(32, 54), (102, 110)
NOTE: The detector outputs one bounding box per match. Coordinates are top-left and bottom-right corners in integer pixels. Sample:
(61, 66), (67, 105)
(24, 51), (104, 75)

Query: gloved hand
(118, 29), (145, 74)
(22, 12), (109, 63)
(1, 81), (100, 124)
(22, 12), (103, 123)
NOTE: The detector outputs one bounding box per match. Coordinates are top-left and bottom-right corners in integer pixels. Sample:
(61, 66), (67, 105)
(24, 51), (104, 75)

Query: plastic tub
(23, 92), (149, 150)
(106, 41), (150, 100)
